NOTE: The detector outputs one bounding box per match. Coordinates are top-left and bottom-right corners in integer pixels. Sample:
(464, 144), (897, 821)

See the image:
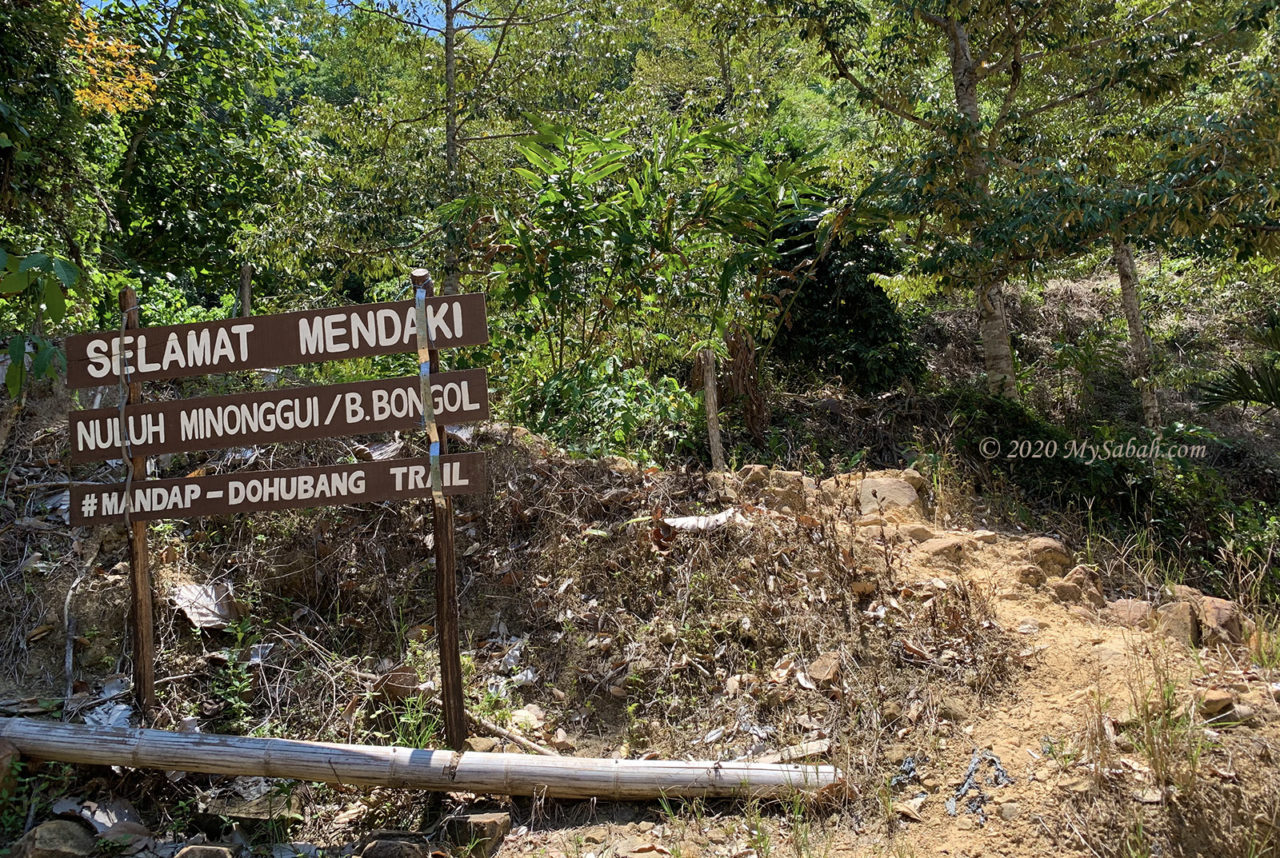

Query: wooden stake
(702, 348), (725, 472)
(119, 288), (155, 713)
(411, 269), (467, 750)
(0, 719), (841, 800)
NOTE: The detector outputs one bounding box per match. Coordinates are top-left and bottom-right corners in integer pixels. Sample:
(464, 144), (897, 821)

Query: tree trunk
(946, 19), (981, 130)
(978, 282), (1017, 397)
(947, 18), (1018, 399)
(442, 0), (462, 296)
(238, 262), (253, 317)
(1112, 239), (1161, 427)
(702, 348), (725, 472)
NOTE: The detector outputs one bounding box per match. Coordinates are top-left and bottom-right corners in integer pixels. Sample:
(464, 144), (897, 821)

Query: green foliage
(767, 228), (922, 393)
(2, 248), (79, 396)
(96, 0), (299, 280)
(492, 118), (743, 372)
(0, 0), (91, 246)
(517, 356), (701, 461)
(0, 762), (76, 854)
(210, 618), (260, 733)
(131, 269), (238, 327)
(487, 116), (832, 456)
(1220, 505), (1280, 605)
(0, 755), (23, 852)
(1202, 311), (1280, 413)
(779, 0), (1280, 300)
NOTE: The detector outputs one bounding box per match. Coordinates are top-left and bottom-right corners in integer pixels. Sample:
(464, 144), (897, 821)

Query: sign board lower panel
(69, 454), (485, 525)
(69, 369), (489, 463)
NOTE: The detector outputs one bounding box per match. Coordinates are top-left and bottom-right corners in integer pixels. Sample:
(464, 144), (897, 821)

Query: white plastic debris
(171, 581), (242, 629)
(663, 509), (750, 531)
(84, 702), (133, 727)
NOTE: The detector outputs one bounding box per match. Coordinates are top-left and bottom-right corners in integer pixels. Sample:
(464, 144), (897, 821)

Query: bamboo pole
(0, 719), (841, 801)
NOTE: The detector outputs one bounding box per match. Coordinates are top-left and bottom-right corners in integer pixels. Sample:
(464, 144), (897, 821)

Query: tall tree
(248, 0), (644, 295)
(1111, 240), (1160, 427)
(779, 0), (1279, 397)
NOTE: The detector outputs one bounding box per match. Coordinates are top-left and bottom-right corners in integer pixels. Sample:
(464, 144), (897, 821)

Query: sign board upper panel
(66, 295), (488, 387)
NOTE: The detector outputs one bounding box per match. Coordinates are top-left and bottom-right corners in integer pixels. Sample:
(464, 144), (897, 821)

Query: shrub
(518, 356), (701, 463)
(767, 228), (923, 393)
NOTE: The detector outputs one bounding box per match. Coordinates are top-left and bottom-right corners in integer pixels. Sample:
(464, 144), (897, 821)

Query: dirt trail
(495, 466), (1280, 858)
(4, 451), (1279, 858)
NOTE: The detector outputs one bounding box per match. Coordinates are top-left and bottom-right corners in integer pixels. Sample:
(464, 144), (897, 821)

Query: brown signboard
(69, 369), (489, 463)
(70, 454), (486, 525)
(66, 294), (488, 388)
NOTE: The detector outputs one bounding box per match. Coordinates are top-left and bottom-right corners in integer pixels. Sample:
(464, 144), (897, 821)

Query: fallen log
(0, 718), (841, 800)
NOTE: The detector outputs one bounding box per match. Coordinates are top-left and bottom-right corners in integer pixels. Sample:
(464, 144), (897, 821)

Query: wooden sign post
(119, 288), (156, 713)
(412, 269), (467, 750)
(67, 279), (491, 724)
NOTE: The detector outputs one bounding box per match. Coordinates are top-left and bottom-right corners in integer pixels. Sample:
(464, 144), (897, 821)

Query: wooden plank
(65, 294), (488, 387)
(414, 269), (467, 751)
(0, 719), (842, 800)
(69, 454), (486, 526)
(119, 288), (156, 715)
(69, 369), (490, 463)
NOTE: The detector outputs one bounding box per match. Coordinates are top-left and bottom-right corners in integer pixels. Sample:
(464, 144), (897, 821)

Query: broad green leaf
(18, 252), (49, 273)
(0, 269), (31, 294)
(579, 158), (628, 187)
(8, 333), (26, 364)
(520, 142), (565, 174)
(43, 279), (66, 323)
(30, 344), (53, 378)
(52, 258), (79, 290)
(5, 360), (22, 398)
(513, 167), (542, 187)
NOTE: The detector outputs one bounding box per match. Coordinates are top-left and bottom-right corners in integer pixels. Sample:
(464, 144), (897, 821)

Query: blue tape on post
(414, 273), (447, 505)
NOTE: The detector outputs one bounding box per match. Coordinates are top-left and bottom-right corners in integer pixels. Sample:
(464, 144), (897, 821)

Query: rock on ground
(174, 846), (237, 858)
(1016, 564), (1047, 587)
(916, 536), (966, 563)
(859, 478), (921, 515)
(1048, 579), (1083, 605)
(1027, 537), (1072, 576)
(360, 840), (425, 858)
(446, 812), (512, 857)
(1198, 596), (1250, 646)
(1105, 599), (1153, 628)
(1156, 601), (1201, 647)
(13, 821), (97, 858)
(1199, 688), (1235, 717)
